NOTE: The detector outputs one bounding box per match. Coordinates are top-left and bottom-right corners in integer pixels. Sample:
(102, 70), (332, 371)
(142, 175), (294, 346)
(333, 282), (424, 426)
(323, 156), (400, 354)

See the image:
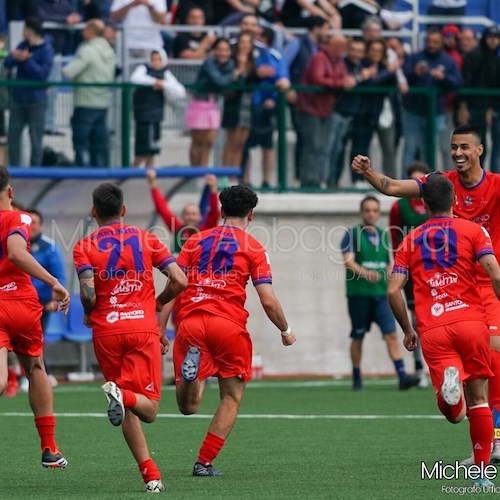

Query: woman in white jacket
(130, 49), (186, 168)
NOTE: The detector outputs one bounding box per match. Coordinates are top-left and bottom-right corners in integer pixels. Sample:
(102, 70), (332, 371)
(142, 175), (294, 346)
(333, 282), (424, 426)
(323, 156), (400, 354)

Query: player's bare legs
(16, 353), (66, 468)
(176, 378), (206, 415)
(125, 393), (159, 423)
(383, 332), (402, 361)
(0, 346), (8, 395)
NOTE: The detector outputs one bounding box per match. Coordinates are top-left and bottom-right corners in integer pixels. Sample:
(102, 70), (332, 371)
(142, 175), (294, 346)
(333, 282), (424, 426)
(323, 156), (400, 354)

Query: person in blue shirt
(4, 18), (54, 166)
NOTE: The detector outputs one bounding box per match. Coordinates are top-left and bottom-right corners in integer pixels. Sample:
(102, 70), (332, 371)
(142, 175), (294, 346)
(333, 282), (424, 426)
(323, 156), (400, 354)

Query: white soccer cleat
(440, 366), (461, 406)
(417, 373), (429, 389)
(146, 479), (165, 492)
(459, 453), (475, 467)
(101, 381), (124, 426)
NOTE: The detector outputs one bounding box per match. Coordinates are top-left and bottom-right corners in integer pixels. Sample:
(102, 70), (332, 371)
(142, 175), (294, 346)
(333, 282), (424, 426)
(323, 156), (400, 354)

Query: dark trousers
(71, 107), (109, 167)
(8, 99), (46, 166)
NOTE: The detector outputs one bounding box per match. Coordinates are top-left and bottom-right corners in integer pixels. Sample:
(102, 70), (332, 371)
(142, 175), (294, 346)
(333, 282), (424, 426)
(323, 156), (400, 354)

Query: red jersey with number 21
(175, 225), (272, 328)
(0, 210), (38, 301)
(393, 216), (494, 333)
(417, 171), (500, 285)
(73, 222), (175, 337)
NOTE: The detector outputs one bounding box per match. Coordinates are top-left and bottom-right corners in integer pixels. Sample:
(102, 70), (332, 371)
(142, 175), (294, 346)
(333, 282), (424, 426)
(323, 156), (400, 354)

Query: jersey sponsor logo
(431, 303), (444, 317)
(431, 289), (449, 300)
(463, 195), (473, 207)
(196, 277), (227, 289)
(0, 281), (17, 292)
(361, 261), (387, 269)
(191, 290), (224, 303)
(145, 382), (154, 391)
(444, 299), (469, 312)
(20, 213), (32, 225)
(426, 272), (458, 289)
(119, 310), (145, 320)
(111, 279), (143, 296)
(106, 311), (119, 324)
(109, 296), (141, 309)
(470, 214), (490, 227)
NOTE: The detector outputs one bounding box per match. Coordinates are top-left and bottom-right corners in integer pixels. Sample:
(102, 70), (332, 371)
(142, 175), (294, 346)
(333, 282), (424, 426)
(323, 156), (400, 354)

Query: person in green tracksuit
(341, 195), (420, 391)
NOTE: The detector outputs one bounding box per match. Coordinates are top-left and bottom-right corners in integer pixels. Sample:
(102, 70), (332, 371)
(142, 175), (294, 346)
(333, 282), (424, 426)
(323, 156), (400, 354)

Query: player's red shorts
(0, 298), (43, 357)
(173, 311), (252, 384)
(478, 285), (500, 335)
(419, 320), (493, 392)
(93, 331), (162, 400)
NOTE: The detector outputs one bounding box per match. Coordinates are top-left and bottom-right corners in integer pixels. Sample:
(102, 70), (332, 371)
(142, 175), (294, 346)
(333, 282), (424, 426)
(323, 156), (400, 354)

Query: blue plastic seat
(44, 310), (66, 343)
(64, 293), (92, 343)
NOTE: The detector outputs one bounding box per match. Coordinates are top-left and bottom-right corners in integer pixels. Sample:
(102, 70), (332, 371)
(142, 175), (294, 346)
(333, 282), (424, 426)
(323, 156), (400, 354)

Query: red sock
(34, 415), (57, 453)
(437, 394), (465, 421)
(7, 367), (17, 383)
(138, 457), (160, 483)
(197, 432), (225, 465)
(468, 405), (493, 466)
(121, 389), (137, 408)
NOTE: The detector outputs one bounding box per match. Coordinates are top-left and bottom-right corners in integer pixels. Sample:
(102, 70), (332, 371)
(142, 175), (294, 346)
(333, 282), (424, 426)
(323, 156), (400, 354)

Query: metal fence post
(427, 87), (438, 170)
(277, 91), (287, 191)
(121, 83), (131, 167)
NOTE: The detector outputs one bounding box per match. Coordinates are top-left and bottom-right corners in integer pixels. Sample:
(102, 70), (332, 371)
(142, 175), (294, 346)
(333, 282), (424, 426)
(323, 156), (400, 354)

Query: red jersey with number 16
(0, 209), (38, 301)
(175, 225), (272, 328)
(393, 216), (494, 333)
(73, 222), (175, 337)
(416, 171), (500, 285)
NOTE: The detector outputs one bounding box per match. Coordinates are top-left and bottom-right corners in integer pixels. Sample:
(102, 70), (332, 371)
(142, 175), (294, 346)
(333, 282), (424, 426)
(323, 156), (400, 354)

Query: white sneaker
(490, 443), (500, 464)
(47, 374), (58, 388)
(101, 381), (125, 426)
(146, 479), (165, 492)
(440, 366), (461, 406)
(18, 376), (29, 393)
(380, 9), (414, 29)
(459, 453), (475, 467)
(417, 373), (429, 389)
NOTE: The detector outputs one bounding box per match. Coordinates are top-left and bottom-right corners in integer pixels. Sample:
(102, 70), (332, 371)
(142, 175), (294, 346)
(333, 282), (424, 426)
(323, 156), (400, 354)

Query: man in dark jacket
(401, 27), (461, 168)
(5, 18), (54, 166)
(295, 35), (354, 187)
(458, 25), (500, 172)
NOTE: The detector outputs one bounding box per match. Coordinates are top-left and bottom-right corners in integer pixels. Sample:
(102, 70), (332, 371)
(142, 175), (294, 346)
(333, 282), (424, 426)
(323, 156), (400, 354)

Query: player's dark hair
(0, 165), (9, 191)
(421, 173), (454, 213)
(360, 195), (379, 211)
(406, 160), (431, 178)
(25, 17), (44, 38)
(426, 26), (442, 37)
(452, 124), (482, 143)
(260, 26), (275, 47)
(27, 207), (43, 224)
(220, 185), (258, 218)
(92, 183), (123, 219)
(306, 15), (329, 30)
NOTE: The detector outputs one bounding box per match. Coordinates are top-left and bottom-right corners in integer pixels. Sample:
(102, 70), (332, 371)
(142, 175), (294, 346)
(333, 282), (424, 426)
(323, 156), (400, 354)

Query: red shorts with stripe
(0, 298), (43, 357)
(93, 331), (162, 400)
(420, 320), (493, 392)
(478, 285), (500, 335)
(173, 312), (252, 384)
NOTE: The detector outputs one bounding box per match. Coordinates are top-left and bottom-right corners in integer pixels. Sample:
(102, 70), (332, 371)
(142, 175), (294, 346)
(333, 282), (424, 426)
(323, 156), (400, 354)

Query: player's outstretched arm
(156, 262), (187, 309)
(479, 254), (500, 300)
(255, 283), (296, 346)
(387, 271), (417, 351)
(351, 155), (421, 198)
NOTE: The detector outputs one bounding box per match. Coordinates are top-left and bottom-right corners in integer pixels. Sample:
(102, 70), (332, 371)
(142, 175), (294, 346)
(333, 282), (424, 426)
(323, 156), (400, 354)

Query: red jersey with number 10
(73, 222), (175, 337)
(0, 209), (38, 300)
(393, 216), (494, 333)
(175, 225), (272, 327)
(417, 170), (500, 285)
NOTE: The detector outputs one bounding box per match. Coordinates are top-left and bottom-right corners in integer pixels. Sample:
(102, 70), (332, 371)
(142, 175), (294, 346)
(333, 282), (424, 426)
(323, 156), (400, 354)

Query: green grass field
(0, 378), (491, 499)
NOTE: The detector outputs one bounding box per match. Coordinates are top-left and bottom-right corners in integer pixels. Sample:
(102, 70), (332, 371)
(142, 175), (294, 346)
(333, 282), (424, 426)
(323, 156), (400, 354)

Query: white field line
(0, 412), (443, 420)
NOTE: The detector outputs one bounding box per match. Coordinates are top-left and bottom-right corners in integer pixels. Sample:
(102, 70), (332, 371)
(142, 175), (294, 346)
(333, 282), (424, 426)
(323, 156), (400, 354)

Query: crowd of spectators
(1, 0), (500, 189)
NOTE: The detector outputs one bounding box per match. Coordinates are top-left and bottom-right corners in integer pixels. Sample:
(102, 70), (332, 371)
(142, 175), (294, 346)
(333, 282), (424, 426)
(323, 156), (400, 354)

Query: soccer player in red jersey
(170, 184), (296, 477)
(0, 166), (70, 467)
(352, 124), (500, 460)
(387, 174), (500, 484)
(72, 183), (187, 492)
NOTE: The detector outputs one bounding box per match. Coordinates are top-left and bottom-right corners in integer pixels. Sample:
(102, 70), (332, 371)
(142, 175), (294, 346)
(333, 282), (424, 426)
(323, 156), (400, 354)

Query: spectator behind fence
(173, 0), (216, 25)
(401, 27), (461, 170)
(184, 37), (235, 166)
(459, 26), (477, 55)
(458, 25), (500, 173)
(5, 18), (54, 167)
(62, 19), (117, 167)
(280, 0), (341, 29)
(221, 31), (256, 171)
(131, 49), (186, 168)
(296, 35), (354, 188)
(110, 0), (167, 56)
(282, 15), (329, 180)
(326, 38), (365, 187)
(173, 6), (216, 59)
(28, 207), (66, 388)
